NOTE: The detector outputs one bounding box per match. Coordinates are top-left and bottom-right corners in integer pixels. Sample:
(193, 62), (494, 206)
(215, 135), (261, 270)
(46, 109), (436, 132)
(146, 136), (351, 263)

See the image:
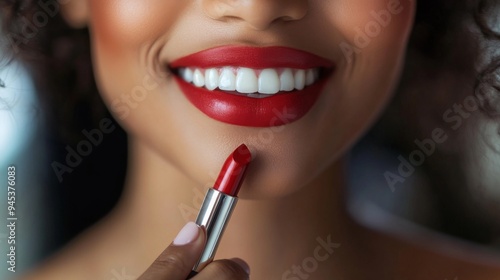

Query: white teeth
(259, 69), (280, 94)
(178, 67), (321, 94)
(236, 68), (258, 93)
(280, 69), (295, 91)
(219, 67), (236, 91)
(294, 69), (306, 90)
(193, 69), (205, 87)
(205, 68), (219, 90)
(180, 68), (193, 83)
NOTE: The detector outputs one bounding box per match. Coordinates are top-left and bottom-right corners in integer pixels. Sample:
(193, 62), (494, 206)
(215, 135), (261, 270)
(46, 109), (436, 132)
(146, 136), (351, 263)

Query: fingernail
(173, 222), (199, 246)
(230, 258), (250, 275)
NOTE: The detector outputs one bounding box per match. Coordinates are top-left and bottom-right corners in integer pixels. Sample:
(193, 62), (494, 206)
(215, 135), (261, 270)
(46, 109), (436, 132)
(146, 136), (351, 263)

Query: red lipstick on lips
(188, 144), (252, 278)
(170, 46), (335, 127)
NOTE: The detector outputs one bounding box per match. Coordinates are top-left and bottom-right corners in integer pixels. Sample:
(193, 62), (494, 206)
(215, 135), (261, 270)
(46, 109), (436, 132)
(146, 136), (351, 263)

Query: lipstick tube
(192, 188), (238, 271)
(187, 144), (252, 278)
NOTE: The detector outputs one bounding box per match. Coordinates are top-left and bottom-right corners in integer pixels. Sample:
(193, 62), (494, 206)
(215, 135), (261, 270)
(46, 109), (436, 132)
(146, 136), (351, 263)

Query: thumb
(138, 222), (206, 280)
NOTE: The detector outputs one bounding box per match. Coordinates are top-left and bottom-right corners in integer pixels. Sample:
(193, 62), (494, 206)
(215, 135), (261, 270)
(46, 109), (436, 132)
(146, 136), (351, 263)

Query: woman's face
(65, 0), (415, 198)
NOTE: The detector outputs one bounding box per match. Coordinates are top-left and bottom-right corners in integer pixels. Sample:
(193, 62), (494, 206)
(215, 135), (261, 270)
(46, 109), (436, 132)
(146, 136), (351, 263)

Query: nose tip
(203, 0), (308, 30)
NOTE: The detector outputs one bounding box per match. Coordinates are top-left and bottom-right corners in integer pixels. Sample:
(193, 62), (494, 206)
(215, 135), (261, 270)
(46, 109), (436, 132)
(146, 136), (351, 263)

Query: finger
(193, 258), (250, 280)
(138, 222), (206, 280)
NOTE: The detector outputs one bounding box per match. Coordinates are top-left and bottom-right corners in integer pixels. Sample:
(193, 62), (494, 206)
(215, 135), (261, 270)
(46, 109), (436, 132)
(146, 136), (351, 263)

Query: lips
(170, 46), (335, 127)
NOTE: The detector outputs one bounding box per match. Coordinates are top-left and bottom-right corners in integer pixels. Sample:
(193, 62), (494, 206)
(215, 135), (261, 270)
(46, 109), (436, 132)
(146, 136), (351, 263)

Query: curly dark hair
(1, 0), (104, 141)
(1, 0), (499, 249)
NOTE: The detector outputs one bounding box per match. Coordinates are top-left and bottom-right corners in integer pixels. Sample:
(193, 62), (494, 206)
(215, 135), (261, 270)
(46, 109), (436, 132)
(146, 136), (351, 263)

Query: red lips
(170, 46), (334, 127)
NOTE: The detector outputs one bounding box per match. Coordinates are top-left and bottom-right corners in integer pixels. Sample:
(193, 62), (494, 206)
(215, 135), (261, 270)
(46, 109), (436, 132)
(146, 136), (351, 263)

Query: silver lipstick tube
(192, 188), (238, 272)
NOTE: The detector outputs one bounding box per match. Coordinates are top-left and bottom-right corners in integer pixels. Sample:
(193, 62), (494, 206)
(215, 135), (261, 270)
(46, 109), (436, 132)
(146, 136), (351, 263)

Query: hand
(138, 222), (250, 279)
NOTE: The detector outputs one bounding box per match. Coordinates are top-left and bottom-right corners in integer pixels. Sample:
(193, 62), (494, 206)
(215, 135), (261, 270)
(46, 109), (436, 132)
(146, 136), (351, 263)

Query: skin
(71, 0), (415, 201)
(21, 0), (500, 279)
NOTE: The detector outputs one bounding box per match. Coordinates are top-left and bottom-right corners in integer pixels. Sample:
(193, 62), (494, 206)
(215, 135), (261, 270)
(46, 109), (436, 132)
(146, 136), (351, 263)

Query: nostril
(203, 1), (236, 20)
(202, 0), (308, 30)
(281, 16), (296, 22)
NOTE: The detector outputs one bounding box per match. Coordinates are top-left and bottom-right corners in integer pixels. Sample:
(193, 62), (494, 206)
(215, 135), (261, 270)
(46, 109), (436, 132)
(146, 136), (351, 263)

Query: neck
(111, 139), (350, 279)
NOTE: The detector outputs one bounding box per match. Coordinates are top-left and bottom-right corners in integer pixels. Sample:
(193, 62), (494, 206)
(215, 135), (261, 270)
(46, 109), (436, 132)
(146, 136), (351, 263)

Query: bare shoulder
(19, 228), (107, 280)
(352, 220), (500, 279)
(18, 215), (136, 280)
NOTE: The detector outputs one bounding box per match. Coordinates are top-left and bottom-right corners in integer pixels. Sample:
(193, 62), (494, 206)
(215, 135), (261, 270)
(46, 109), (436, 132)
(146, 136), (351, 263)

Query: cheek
(88, 0), (184, 47)
(313, 0), (415, 165)
(84, 1), (233, 193)
(343, 0), (415, 116)
(86, 0), (187, 124)
(87, 0), (185, 86)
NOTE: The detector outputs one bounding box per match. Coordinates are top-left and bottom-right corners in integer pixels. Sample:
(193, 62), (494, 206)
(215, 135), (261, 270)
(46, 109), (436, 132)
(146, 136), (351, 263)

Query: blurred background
(0, 59), (49, 279)
(0, 53), (127, 279)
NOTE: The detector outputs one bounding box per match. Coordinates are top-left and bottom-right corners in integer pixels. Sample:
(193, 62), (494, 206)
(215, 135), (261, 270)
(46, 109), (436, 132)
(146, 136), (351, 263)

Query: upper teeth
(178, 67), (320, 95)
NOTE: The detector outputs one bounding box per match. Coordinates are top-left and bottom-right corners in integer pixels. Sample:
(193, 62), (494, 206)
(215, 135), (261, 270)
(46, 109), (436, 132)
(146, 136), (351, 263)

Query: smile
(178, 67), (321, 96)
(170, 46), (335, 127)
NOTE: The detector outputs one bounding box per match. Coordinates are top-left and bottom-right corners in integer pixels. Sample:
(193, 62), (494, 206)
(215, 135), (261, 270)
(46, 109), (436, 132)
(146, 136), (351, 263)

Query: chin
(231, 144), (342, 200)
